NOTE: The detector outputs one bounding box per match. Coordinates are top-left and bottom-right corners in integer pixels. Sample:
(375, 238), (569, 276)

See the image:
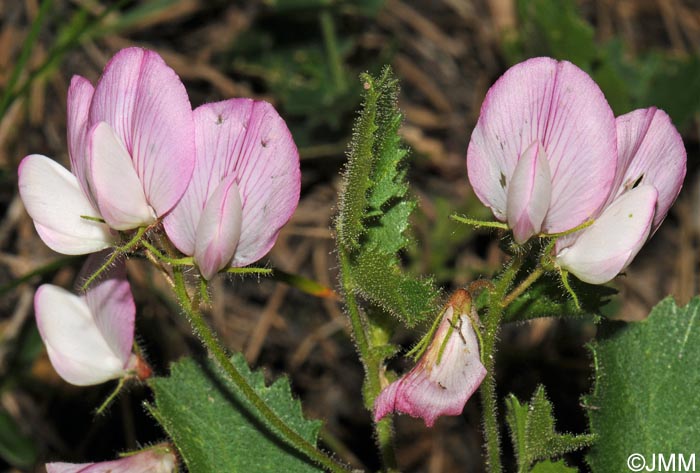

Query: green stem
(450, 214), (509, 230)
(225, 267), (273, 275)
(171, 268), (350, 473)
(502, 266), (544, 307)
(338, 250), (397, 471)
(82, 227), (147, 291)
(95, 377), (126, 415)
(480, 255), (525, 473)
(142, 240), (194, 266)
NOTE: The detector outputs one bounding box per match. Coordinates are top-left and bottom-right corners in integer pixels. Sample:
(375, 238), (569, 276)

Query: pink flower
(163, 99), (300, 279)
(34, 255), (147, 386)
(467, 57), (617, 243)
(374, 290), (487, 427)
(556, 107), (686, 283)
(18, 47), (195, 255)
(46, 444), (176, 473)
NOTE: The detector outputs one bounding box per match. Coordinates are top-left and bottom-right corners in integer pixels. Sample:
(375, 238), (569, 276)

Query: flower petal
(556, 185), (658, 284)
(506, 141), (552, 243)
(164, 99), (300, 266)
(374, 307), (486, 427)
(46, 446), (176, 473)
(18, 154), (113, 254)
(467, 57), (616, 233)
(88, 122), (156, 230)
(88, 47), (195, 217)
(67, 75), (95, 200)
(612, 108), (686, 233)
(194, 176), (243, 280)
(80, 255), (135, 366)
(34, 285), (129, 386)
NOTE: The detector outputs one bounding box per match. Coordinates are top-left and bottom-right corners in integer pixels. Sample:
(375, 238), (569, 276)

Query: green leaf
(507, 385), (594, 473)
(336, 67), (439, 326)
(149, 355), (322, 473)
(530, 459), (577, 473)
(0, 410), (37, 469)
(586, 297), (700, 472)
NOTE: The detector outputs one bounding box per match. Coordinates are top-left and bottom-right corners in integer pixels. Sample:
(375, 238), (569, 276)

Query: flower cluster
(375, 57), (686, 429)
(467, 57), (686, 284)
(18, 47), (300, 468)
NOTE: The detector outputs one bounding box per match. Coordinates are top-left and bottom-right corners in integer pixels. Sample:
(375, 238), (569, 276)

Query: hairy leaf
(507, 385), (594, 473)
(336, 67), (439, 326)
(530, 460), (577, 473)
(586, 297), (700, 472)
(149, 355), (322, 473)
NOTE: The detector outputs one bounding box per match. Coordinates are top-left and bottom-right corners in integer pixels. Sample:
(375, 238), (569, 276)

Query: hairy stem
(480, 255), (524, 473)
(171, 267), (350, 473)
(339, 250), (398, 471)
(502, 266), (544, 307)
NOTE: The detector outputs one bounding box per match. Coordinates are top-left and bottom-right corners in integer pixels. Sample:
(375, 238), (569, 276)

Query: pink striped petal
(46, 445), (176, 473)
(67, 75), (95, 201)
(612, 108), (686, 233)
(194, 176), (243, 280)
(80, 255), (136, 367)
(164, 99), (300, 266)
(374, 305), (486, 427)
(557, 185), (658, 284)
(88, 47), (195, 217)
(506, 141), (552, 243)
(18, 154), (114, 255)
(88, 122), (156, 230)
(467, 57), (616, 233)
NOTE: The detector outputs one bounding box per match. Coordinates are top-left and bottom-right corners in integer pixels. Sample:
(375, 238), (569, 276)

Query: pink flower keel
(374, 290), (487, 427)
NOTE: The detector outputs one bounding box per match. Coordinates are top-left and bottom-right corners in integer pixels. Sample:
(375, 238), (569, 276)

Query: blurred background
(1, 0), (699, 471)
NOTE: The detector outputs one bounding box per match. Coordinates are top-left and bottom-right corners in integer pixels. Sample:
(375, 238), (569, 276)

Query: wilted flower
(18, 47), (195, 255)
(556, 107), (686, 283)
(34, 255), (148, 386)
(467, 57), (617, 244)
(163, 99), (300, 279)
(46, 444), (176, 473)
(374, 289), (487, 427)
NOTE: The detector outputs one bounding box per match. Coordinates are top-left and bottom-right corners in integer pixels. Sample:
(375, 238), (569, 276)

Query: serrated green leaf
(353, 252), (436, 326)
(149, 355), (322, 473)
(530, 459), (577, 473)
(507, 386), (594, 473)
(337, 67), (440, 325)
(586, 297), (700, 472)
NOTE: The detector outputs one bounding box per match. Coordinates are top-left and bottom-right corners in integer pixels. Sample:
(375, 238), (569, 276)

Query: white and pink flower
(46, 444), (176, 473)
(467, 57), (618, 244)
(163, 99), (300, 280)
(18, 47), (195, 255)
(34, 255), (147, 386)
(374, 290), (486, 427)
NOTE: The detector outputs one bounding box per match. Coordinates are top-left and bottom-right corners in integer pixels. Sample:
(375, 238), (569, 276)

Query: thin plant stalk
(479, 255), (525, 473)
(339, 250), (398, 471)
(171, 267), (351, 473)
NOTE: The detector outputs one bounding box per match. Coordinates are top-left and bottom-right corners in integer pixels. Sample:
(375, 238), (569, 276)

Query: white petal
(35, 285), (128, 385)
(557, 185), (658, 284)
(18, 155), (113, 254)
(88, 122), (156, 230)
